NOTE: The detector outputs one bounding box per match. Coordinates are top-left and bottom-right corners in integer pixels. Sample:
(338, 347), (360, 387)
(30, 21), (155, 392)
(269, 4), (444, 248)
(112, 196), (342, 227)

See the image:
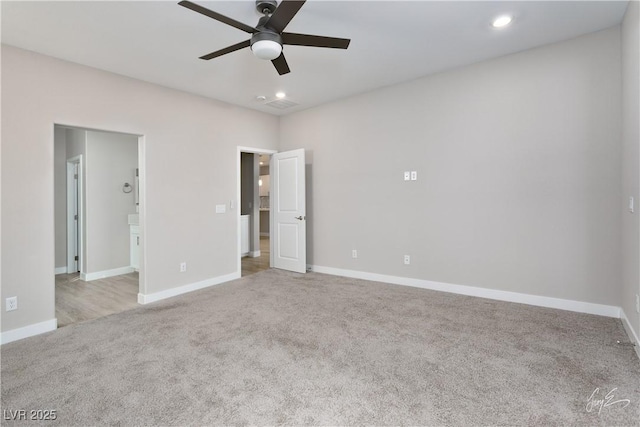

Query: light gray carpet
(2, 269), (639, 425)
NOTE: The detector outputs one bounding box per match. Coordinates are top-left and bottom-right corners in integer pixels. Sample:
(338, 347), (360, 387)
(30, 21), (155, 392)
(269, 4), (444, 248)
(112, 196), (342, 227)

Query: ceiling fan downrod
(256, 0), (277, 16)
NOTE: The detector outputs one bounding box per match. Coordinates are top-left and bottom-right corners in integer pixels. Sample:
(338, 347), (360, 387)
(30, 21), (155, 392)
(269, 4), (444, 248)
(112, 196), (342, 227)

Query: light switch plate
(216, 204), (226, 214)
(404, 171), (410, 181)
(629, 196), (635, 213)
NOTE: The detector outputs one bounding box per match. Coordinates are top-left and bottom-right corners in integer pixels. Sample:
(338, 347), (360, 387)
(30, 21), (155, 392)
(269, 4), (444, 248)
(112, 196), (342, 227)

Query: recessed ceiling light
(275, 92), (286, 99)
(492, 15), (513, 28)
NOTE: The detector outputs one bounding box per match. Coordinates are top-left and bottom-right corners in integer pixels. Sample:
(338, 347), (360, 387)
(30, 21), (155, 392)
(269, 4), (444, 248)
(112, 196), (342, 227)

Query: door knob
(295, 215), (305, 220)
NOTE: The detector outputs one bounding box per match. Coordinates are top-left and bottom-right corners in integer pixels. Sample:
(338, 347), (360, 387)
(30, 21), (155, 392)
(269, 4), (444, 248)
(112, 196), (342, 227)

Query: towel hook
(122, 183), (133, 194)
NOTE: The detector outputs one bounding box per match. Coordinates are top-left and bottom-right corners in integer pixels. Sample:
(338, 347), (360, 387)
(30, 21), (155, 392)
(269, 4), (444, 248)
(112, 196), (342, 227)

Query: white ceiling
(1, 1), (628, 116)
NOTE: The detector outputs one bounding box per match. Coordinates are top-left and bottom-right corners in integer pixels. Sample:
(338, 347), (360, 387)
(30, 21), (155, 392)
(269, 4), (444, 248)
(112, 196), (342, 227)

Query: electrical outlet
(629, 197), (635, 213)
(636, 294), (640, 314)
(404, 255), (410, 265)
(352, 250), (358, 259)
(410, 171), (417, 181)
(180, 262), (187, 273)
(6, 297), (17, 312)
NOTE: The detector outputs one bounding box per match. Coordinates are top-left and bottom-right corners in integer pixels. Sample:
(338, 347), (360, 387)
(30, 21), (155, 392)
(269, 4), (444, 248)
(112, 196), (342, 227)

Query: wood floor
(56, 238), (267, 327)
(242, 236), (270, 277)
(55, 272), (139, 328)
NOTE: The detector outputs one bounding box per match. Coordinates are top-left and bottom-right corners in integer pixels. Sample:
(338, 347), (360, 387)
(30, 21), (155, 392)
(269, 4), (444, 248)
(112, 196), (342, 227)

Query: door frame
(55, 123), (146, 306)
(236, 146), (277, 276)
(66, 155), (84, 274)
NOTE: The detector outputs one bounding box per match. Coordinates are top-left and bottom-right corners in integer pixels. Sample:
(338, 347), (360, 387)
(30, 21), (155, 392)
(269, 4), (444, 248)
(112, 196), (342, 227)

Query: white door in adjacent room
(271, 149), (306, 273)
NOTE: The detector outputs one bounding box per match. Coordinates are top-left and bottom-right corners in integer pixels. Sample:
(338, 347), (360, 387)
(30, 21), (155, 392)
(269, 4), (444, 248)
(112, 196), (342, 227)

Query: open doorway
(237, 147), (308, 276)
(54, 125), (142, 327)
(238, 148), (276, 277)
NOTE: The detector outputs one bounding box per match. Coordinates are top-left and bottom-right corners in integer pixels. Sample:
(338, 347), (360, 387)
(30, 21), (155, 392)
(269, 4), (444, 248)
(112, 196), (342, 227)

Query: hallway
(241, 236), (270, 277)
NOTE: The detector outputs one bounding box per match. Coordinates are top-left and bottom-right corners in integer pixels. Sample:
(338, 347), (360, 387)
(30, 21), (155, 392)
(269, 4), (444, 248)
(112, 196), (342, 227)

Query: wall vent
(265, 99), (299, 109)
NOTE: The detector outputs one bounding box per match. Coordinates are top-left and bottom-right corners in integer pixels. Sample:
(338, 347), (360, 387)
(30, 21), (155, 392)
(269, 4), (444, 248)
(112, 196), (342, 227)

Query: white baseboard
(309, 265), (621, 318)
(138, 271), (240, 305)
(82, 266), (135, 281)
(620, 309), (640, 360)
(249, 250), (261, 258)
(54, 267), (67, 275)
(0, 318), (57, 345)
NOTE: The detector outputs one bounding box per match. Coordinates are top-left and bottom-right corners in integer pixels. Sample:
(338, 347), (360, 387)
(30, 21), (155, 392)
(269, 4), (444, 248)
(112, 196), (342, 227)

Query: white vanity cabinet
(128, 214), (139, 271)
(130, 226), (140, 271)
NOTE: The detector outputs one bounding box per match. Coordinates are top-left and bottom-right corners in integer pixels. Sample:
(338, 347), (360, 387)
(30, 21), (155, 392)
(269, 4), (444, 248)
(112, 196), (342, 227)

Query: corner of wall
(621, 0), (640, 349)
(620, 309), (640, 360)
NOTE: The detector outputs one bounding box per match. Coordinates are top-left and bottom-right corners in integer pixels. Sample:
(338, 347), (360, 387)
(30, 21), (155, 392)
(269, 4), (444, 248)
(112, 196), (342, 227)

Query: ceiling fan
(178, 0), (350, 75)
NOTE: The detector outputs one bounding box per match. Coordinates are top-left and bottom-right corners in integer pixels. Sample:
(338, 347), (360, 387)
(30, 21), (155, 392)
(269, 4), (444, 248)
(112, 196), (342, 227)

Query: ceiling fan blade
(199, 40), (251, 60)
(265, 0), (306, 33)
(282, 32), (350, 49)
(179, 0), (257, 34)
(271, 53), (291, 75)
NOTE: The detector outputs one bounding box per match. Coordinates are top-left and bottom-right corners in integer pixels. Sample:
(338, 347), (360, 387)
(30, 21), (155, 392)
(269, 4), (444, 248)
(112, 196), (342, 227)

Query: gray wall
(621, 1), (640, 337)
(260, 211), (270, 236)
(281, 27), (622, 306)
(85, 130), (138, 274)
(65, 128), (87, 158)
(241, 152), (254, 216)
(54, 127), (67, 270)
(1, 45), (278, 333)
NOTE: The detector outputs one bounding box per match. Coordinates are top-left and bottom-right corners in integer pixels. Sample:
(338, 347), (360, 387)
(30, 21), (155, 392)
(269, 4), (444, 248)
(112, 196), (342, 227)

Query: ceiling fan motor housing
(251, 30), (282, 46)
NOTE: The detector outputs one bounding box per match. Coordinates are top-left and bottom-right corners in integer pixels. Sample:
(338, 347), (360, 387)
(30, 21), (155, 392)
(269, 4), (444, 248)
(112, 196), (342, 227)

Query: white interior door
(271, 149), (306, 273)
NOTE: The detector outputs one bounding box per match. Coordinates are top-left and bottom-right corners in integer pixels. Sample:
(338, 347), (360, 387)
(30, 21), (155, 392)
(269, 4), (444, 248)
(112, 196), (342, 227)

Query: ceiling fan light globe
(251, 40), (282, 60)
